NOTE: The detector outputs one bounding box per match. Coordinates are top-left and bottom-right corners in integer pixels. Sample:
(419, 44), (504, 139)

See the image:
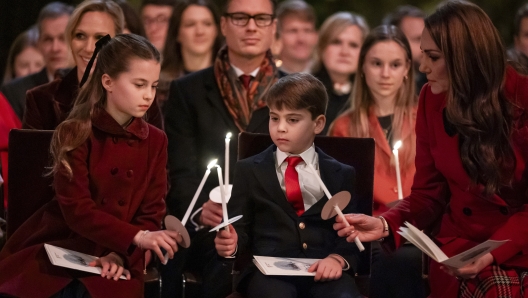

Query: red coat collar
(92, 107), (149, 140)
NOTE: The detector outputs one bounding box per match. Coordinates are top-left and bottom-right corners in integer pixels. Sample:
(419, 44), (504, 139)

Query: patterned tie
(285, 156), (305, 216)
(240, 74), (252, 90)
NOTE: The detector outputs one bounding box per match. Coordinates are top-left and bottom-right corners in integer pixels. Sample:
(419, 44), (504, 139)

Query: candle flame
(393, 140), (402, 151)
(226, 132), (232, 139)
(207, 159), (218, 169)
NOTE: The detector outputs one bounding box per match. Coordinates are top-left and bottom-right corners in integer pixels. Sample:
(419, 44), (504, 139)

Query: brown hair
(426, 1), (515, 197)
(312, 11), (369, 74)
(65, 0), (124, 48)
(276, 0), (316, 37)
(161, 0), (221, 80)
(3, 26), (40, 85)
(50, 34), (160, 178)
(266, 72), (327, 119)
(339, 25), (416, 166)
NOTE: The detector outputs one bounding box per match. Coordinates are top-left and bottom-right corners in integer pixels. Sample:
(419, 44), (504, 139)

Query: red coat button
(111, 167), (118, 175)
(118, 200), (126, 206)
(127, 170), (133, 177)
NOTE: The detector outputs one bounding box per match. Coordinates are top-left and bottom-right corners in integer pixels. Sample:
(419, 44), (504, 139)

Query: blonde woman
(312, 11), (369, 134)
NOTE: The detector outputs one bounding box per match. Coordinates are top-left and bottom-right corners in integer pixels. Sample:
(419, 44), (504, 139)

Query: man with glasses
(140, 0), (175, 51)
(163, 0), (279, 297)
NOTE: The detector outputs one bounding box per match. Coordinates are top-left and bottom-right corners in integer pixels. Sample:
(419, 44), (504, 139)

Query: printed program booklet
(253, 255), (320, 276)
(398, 221), (508, 269)
(44, 244), (126, 279)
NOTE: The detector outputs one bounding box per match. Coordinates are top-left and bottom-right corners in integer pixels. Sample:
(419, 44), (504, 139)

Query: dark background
(0, 0), (525, 83)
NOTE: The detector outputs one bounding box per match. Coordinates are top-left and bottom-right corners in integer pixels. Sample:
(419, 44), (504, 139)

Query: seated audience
(335, 2), (528, 297)
(312, 11), (369, 134)
(1, 2), (74, 120)
(383, 5), (427, 93)
(0, 33), (181, 298)
(22, 0), (162, 130)
(163, 0), (280, 297)
(329, 25), (425, 298)
(141, 0), (176, 51)
(158, 0), (221, 105)
(275, 0), (318, 74)
(215, 73), (362, 298)
(2, 26), (44, 86)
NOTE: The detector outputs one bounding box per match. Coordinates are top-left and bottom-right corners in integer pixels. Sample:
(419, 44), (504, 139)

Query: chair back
(7, 129), (54, 239)
(237, 132), (374, 276)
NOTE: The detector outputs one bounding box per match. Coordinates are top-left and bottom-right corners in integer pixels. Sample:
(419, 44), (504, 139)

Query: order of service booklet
(398, 221), (508, 269)
(44, 244), (127, 280)
(253, 255), (320, 276)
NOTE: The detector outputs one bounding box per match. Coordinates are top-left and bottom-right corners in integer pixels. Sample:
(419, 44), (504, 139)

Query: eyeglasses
(224, 13), (274, 27)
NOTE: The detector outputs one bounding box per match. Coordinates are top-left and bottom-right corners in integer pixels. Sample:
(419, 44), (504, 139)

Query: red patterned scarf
(214, 46), (278, 131)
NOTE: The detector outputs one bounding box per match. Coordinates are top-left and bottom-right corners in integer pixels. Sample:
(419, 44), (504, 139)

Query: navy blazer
(230, 145), (360, 280)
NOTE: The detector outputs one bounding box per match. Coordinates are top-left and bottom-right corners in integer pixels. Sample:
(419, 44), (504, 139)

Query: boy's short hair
(266, 73), (327, 119)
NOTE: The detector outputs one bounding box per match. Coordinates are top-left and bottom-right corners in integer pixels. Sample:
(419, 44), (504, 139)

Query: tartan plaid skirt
(459, 266), (528, 298)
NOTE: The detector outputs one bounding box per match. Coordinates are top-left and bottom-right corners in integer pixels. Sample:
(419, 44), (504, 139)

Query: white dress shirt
(231, 64), (260, 77)
(275, 145), (324, 211)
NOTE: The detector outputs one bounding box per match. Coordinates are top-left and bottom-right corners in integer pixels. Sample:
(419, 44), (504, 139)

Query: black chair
(233, 132), (375, 296)
(6, 129), (162, 297)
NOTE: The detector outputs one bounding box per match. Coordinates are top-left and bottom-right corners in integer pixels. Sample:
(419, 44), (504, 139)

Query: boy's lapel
(302, 148), (343, 217)
(253, 146), (299, 220)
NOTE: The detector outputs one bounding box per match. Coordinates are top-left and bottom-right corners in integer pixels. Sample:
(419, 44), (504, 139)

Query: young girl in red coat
(0, 34), (181, 298)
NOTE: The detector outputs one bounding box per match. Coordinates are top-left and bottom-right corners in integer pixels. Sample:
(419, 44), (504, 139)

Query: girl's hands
(440, 253), (494, 280)
(134, 230), (182, 262)
(89, 252), (131, 281)
(333, 213), (387, 243)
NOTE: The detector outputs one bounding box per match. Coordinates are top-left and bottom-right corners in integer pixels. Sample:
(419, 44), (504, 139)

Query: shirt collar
(276, 144), (317, 168)
(231, 64), (260, 78)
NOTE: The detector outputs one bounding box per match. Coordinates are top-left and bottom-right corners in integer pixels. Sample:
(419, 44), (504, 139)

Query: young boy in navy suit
(215, 73), (362, 298)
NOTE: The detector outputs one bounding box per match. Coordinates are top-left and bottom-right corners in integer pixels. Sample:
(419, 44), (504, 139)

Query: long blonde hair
(65, 0), (124, 48)
(50, 34), (160, 178)
(344, 25), (416, 166)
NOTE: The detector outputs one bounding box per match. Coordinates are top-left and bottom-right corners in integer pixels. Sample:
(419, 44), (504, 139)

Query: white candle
(393, 140), (403, 200)
(225, 132), (232, 187)
(308, 163), (364, 251)
(216, 165), (230, 232)
(181, 159), (217, 225)
(334, 206), (365, 251)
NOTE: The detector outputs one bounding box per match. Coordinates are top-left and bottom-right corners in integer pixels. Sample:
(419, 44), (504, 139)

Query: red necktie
(240, 75), (252, 90)
(285, 156), (305, 216)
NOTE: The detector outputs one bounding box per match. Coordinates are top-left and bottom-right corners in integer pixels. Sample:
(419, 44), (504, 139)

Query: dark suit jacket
(164, 66), (271, 219)
(1, 68), (49, 120)
(230, 145), (360, 283)
(22, 67), (163, 130)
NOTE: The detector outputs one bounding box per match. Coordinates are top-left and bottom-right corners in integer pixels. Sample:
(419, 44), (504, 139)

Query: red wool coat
(0, 108), (168, 298)
(329, 107), (417, 215)
(383, 67), (528, 297)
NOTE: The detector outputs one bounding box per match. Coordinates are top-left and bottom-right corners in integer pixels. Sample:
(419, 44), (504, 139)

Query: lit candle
(181, 159), (217, 225)
(307, 164), (364, 251)
(225, 132), (232, 187)
(393, 140), (403, 200)
(216, 165), (230, 232)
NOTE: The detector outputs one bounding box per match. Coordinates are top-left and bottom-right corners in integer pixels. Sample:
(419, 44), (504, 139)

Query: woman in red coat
(0, 34), (181, 297)
(335, 2), (528, 297)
